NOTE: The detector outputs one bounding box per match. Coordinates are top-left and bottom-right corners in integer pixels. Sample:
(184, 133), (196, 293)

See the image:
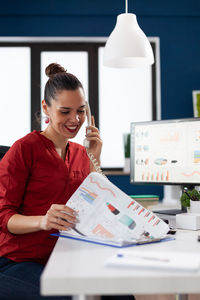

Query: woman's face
(43, 88), (86, 140)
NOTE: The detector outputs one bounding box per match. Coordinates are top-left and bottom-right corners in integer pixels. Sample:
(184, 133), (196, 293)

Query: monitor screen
(130, 118), (200, 187)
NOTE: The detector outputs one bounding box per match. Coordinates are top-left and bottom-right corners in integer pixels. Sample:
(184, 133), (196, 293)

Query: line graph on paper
(89, 176), (116, 197)
(181, 170), (200, 179)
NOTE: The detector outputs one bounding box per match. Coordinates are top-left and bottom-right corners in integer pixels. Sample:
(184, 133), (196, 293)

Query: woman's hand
(86, 116), (102, 163)
(39, 204), (79, 231)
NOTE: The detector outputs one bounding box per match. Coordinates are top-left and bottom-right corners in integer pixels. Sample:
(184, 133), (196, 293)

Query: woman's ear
(42, 99), (49, 115)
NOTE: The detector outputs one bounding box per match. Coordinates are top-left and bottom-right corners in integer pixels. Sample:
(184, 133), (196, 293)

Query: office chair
(0, 146), (10, 160)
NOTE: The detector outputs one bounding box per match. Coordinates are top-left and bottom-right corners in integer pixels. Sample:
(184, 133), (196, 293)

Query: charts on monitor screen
(130, 118), (200, 203)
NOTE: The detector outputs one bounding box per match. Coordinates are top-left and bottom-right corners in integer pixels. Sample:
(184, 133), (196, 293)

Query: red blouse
(0, 130), (90, 264)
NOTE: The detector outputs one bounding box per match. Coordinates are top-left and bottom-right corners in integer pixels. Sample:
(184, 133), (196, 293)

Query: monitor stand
(153, 186), (187, 216)
(162, 185), (182, 205)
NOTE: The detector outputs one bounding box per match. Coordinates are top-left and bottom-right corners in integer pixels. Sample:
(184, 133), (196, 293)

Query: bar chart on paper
(62, 172), (169, 244)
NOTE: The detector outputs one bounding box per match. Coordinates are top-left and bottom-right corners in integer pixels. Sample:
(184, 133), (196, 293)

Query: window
(0, 38), (160, 169)
(99, 47), (153, 168)
(0, 47), (30, 146)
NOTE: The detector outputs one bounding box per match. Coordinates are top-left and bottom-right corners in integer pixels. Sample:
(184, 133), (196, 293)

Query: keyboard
(153, 209), (186, 216)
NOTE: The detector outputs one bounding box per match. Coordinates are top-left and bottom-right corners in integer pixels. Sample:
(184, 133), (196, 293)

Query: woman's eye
(61, 111), (69, 114)
(60, 110), (85, 115)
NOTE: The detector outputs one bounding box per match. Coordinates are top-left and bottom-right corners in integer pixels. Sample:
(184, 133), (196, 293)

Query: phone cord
(86, 150), (107, 178)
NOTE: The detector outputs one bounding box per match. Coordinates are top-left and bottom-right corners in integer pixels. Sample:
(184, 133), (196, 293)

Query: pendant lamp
(103, 0), (154, 68)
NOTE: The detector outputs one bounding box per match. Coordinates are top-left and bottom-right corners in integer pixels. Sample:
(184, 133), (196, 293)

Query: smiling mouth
(64, 125), (79, 133)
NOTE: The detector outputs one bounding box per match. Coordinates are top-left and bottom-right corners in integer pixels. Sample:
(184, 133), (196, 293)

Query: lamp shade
(103, 13), (154, 68)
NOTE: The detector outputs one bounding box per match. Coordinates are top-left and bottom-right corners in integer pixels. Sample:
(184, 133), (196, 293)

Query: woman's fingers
(49, 204), (77, 216)
(87, 126), (99, 133)
(49, 204), (78, 217)
(87, 137), (102, 146)
(86, 129), (101, 141)
(91, 115), (95, 126)
(87, 132), (101, 138)
(50, 216), (75, 230)
(46, 204), (79, 230)
(49, 217), (72, 230)
(43, 213), (77, 231)
(86, 131), (102, 146)
(48, 209), (78, 224)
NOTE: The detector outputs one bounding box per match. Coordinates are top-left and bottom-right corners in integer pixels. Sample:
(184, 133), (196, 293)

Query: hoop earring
(44, 116), (49, 124)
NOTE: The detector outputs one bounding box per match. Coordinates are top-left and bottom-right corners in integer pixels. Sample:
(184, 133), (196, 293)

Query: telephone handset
(83, 101), (92, 149)
(83, 102), (106, 178)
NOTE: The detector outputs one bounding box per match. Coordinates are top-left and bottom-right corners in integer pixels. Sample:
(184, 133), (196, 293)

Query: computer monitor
(130, 118), (200, 212)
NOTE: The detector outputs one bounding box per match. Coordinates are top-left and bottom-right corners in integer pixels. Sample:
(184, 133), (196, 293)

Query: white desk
(41, 230), (200, 300)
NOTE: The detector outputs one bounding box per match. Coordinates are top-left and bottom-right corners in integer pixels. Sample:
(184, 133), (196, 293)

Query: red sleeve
(0, 140), (32, 233)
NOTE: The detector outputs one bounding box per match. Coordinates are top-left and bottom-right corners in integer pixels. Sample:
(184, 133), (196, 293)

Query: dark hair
(44, 63), (83, 106)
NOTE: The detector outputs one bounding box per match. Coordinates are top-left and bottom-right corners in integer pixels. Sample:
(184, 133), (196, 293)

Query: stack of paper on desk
(105, 250), (200, 272)
(56, 231), (172, 247)
(57, 172), (169, 247)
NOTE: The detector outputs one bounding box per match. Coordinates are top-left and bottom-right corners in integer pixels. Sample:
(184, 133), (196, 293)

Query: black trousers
(0, 256), (135, 300)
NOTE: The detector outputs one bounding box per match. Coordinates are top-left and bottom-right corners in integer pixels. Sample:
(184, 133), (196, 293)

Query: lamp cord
(125, 0), (128, 13)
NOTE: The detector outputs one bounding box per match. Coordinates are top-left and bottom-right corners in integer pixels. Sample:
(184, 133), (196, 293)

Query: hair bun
(45, 63), (66, 78)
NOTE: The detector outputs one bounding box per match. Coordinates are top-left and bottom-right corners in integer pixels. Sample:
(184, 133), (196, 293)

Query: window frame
(0, 37), (160, 170)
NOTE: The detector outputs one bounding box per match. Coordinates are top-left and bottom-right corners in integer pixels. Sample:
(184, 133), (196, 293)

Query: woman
(0, 63), (102, 299)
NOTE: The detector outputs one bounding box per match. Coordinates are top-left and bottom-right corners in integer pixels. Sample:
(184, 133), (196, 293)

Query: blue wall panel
(107, 175), (164, 199)
(0, 0), (199, 198)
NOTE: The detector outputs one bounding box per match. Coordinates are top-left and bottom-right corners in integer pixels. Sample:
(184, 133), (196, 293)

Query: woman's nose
(70, 112), (79, 122)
